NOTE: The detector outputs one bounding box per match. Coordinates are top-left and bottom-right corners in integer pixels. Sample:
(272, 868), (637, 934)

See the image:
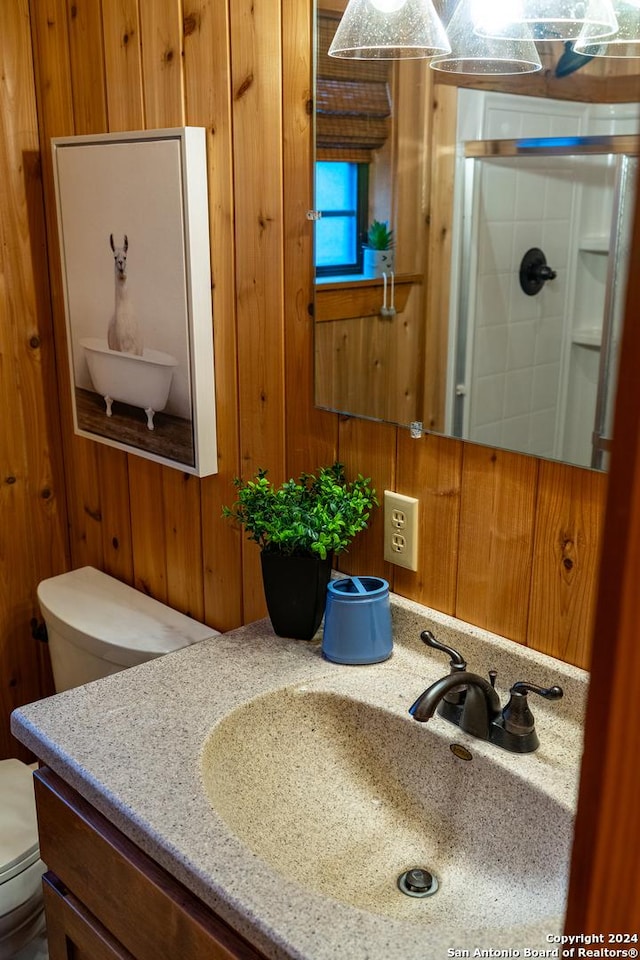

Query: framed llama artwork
(51, 127), (218, 477)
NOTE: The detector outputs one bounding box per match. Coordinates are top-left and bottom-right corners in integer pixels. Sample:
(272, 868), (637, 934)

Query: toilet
(0, 566), (219, 959)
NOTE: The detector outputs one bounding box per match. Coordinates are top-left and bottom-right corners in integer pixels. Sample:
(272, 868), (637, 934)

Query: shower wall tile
(530, 409), (558, 458)
(478, 222), (513, 274)
(468, 140), (578, 455)
(474, 325), (508, 377)
(543, 174), (575, 221)
(501, 414), (532, 451)
(533, 362), (561, 410)
(507, 321), (537, 370)
(482, 166), (517, 220)
(516, 178), (546, 221)
(477, 273), (510, 324)
(541, 222), (573, 269)
(509, 274), (541, 322)
(535, 317), (564, 366)
(472, 375), (505, 428)
(504, 369), (534, 419)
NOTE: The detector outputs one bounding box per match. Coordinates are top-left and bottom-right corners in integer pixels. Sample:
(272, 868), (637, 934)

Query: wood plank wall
(0, 0), (69, 760)
(1, 0), (617, 760)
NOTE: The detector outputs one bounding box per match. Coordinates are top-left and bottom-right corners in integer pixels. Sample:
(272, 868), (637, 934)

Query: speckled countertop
(11, 593), (588, 960)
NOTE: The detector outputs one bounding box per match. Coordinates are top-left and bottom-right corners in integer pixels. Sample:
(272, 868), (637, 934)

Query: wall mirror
(312, 2), (639, 472)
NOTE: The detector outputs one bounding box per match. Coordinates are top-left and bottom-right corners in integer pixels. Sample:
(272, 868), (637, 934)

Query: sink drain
(397, 868), (439, 899)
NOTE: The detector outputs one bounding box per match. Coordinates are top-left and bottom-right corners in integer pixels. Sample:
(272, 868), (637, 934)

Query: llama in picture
(107, 233), (143, 355)
(78, 232), (178, 431)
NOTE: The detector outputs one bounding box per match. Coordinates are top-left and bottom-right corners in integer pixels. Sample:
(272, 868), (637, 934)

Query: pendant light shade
(431, 0), (543, 74)
(575, 0), (640, 55)
(328, 0), (451, 59)
(473, 0), (619, 42)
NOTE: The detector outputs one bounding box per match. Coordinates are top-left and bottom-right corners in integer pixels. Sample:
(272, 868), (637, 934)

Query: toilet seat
(0, 760), (46, 959)
(0, 759), (42, 903)
(0, 760), (39, 884)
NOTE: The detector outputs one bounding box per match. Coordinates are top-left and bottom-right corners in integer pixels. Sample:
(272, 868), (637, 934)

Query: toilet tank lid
(37, 567), (219, 666)
(0, 760), (39, 883)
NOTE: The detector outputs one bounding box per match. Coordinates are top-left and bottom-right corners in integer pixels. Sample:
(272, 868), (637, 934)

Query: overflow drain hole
(450, 743), (473, 761)
(397, 868), (439, 899)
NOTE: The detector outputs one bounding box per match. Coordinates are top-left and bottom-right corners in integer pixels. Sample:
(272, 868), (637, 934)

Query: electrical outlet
(383, 491), (419, 571)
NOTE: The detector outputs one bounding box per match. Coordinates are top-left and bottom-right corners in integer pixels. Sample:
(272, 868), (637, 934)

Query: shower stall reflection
(451, 142), (637, 471)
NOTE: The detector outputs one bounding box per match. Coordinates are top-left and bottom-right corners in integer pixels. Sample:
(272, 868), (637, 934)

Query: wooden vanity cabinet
(33, 767), (268, 960)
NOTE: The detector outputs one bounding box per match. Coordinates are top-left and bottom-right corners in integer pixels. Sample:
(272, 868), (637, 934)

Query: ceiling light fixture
(431, 0), (543, 74)
(473, 0), (619, 42)
(575, 0), (640, 56)
(327, 0), (638, 69)
(328, 0), (451, 59)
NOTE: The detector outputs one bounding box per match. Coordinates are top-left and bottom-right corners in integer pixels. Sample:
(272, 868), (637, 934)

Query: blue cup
(322, 576), (393, 665)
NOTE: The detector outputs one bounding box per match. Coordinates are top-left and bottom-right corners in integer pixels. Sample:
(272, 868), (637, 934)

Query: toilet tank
(37, 567), (219, 692)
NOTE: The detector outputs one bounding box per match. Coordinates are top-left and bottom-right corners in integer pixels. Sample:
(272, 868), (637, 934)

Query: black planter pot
(260, 551), (333, 640)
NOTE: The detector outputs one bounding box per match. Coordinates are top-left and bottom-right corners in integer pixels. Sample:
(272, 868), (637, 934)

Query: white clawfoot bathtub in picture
(80, 337), (178, 430)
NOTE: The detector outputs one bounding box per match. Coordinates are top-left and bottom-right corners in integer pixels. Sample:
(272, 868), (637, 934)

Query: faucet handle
(502, 682), (564, 736)
(420, 631), (467, 670)
(511, 682), (563, 700)
(420, 631), (468, 709)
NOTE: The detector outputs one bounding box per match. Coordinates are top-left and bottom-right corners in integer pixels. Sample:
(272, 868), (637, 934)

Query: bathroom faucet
(409, 631), (563, 753)
(410, 670), (502, 740)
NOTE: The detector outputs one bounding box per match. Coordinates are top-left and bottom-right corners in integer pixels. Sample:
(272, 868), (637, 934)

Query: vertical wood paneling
(0, 0), (68, 759)
(423, 84), (457, 433)
(392, 59), (431, 277)
(394, 431), (462, 613)
(67, 0), (108, 133)
(0, 9), (67, 594)
(230, 0), (286, 621)
(336, 419), (397, 578)
(139, 0), (184, 128)
(528, 462), (607, 668)
(138, 2), (203, 614)
(98, 449), (133, 584)
(0, 29), (41, 754)
(30, 0), (106, 573)
(183, 0), (243, 631)
(102, 0), (145, 130)
(282, 0), (337, 479)
(164, 472), (204, 620)
(128, 458), (167, 601)
(160, 469), (204, 616)
(98, 0), (144, 587)
(231, 0), (285, 480)
(65, 0), (109, 571)
(456, 446), (538, 643)
(70, 3), (138, 588)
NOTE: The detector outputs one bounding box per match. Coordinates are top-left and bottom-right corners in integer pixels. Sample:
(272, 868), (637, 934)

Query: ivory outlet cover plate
(383, 491), (419, 571)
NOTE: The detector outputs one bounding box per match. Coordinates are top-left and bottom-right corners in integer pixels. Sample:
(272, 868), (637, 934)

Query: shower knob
(519, 247), (557, 296)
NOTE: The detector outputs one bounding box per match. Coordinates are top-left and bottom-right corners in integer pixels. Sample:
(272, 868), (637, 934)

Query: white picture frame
(51, 127), (218, 477)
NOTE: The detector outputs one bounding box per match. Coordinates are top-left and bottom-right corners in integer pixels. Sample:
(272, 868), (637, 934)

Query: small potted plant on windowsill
(363, 219), (394, 278)
(223, 463), (377, 640)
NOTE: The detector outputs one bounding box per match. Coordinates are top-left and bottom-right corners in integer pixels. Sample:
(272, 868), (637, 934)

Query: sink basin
(200, 684), (573, 929)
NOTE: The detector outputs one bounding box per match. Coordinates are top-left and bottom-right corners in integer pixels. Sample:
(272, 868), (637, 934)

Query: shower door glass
(592, 155), (638, 470)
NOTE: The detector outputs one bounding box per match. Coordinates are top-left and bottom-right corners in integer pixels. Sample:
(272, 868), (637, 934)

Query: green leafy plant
(222, 463), (377, 560)
(366, 219), (394, 251)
